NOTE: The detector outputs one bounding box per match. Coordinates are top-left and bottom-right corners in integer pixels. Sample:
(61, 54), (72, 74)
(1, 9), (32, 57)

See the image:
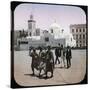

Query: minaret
(28, 14), (36, 36)
(61, 29), (64, 33)
(30, 14), (33, 20)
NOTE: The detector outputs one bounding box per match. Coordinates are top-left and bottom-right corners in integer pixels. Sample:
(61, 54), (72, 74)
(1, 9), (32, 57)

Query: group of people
(29, 44), (72, 79)
(55, 44), (72, 68)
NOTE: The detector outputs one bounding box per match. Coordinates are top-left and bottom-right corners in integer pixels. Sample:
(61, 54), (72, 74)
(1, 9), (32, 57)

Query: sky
(14, 3), (86, 33)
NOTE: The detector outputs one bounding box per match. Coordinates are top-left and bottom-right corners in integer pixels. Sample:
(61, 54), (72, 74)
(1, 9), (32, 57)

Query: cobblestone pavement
(14, 50), (86, 86)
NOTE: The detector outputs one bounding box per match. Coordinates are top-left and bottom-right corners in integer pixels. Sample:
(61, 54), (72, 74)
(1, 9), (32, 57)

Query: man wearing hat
(66, 46), (72, 68)
(45, 46), (54, 78)
(29, 48), (39, 75)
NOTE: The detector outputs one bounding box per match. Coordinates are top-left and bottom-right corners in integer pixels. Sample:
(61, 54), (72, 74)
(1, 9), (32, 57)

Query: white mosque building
(17, 14), (76, 50)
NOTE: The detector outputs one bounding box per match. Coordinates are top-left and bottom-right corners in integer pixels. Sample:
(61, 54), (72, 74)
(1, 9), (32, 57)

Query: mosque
(17, 14), (76, 50)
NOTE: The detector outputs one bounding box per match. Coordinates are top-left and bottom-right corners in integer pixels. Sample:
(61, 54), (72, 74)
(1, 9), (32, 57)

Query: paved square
(14, 50), (86, 86)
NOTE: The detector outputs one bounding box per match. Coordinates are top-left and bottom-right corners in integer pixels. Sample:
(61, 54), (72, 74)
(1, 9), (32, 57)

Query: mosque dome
(50, 22), (60, 30)
(49, 22), (61, 39)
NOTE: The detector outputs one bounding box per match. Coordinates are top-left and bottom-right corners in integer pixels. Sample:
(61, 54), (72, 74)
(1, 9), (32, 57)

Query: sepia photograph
(11, 1), (88, 88)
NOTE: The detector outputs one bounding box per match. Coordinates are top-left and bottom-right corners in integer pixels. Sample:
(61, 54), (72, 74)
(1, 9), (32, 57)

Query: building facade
(14, 30), (20, 45)
(70, 24), (86, 48)
(28, 14), (40, 36)
(15, 14), (76, 50)
(14, 30), (28, 45)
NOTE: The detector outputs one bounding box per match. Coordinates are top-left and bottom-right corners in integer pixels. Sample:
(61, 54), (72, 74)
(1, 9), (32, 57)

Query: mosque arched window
(29, 32), (31, 36)
(61, 29), (64, 33)
(29, 23), (32, 29)
(51, 29), (53, 33)
(45, 37), (49, 42)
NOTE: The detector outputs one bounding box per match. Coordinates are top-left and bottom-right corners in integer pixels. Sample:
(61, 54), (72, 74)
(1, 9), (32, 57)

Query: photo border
(11, 1), (88, 88)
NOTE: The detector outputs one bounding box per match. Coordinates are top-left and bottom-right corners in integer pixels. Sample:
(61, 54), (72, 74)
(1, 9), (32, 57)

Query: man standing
(55, 43), (61, 64)
(38, 47), (46, 77)
(66, 46), (72, 68)
(60, 45), (66, 68)
(45, 46), (54, 78)
(29, 48), (39, 75)
(39, 47), (45, 60)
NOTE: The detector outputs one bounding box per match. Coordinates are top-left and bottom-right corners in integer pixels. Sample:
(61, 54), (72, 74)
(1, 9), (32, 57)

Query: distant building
(70, 24), (86, 47)
(28, 14), (36, 36)
(15, 14), (76, 50)
(36, 28), (40, 36)
(14, 30), (20, 45)
(14, 30), (28, 45)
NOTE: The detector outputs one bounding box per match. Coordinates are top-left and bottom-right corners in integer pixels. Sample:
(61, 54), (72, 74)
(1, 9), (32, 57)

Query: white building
(16, 14), (76, 50)
(49, 22), (76, 47)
